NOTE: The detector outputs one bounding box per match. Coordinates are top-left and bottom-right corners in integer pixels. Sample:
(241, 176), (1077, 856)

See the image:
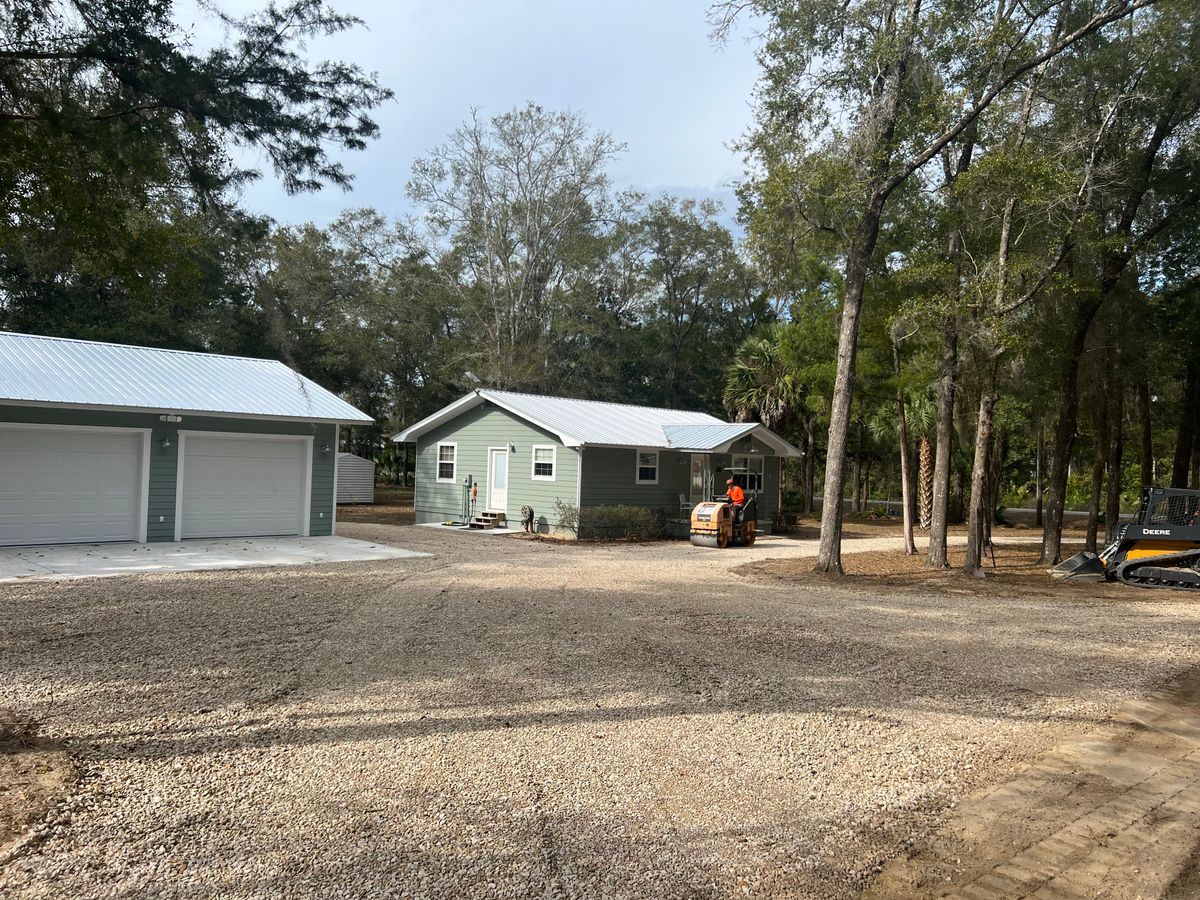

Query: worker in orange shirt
(725, 478), (746, 520)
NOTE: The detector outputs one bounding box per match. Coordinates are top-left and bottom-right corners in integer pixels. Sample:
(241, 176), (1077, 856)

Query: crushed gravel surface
(2, 524), (1200, 898)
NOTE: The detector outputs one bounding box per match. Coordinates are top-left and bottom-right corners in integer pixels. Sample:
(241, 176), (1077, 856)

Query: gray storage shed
(0, 331), (372, 546)
(393, 389), (802, 535)
(336, 453), (376, 504)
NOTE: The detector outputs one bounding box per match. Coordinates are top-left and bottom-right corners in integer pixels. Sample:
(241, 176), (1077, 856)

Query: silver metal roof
(0, 331), (372, 423)
(394, 389), (802, 456)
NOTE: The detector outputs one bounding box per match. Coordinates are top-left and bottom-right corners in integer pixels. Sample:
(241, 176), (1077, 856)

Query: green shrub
(552, 498), (580, 536)
(781, 490), (805, 515)
(582, 505), (666, 540)
(551, 501), (667, 540)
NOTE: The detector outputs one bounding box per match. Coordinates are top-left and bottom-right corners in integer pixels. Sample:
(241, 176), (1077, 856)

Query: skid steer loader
(1052, 487), (1200, 590)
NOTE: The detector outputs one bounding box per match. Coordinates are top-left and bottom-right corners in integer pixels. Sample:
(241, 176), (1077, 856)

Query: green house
(394, 390), (802, 535)
(0, 331), (371, 547)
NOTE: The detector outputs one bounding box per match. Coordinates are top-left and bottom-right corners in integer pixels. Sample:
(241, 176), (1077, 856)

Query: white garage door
(0, 427), (144, 546)
(180, 435), (308, 539)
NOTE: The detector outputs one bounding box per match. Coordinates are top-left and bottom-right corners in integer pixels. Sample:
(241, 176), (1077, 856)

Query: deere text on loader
(690, 495), (757, 549)
(1052, 487), (1200, 590)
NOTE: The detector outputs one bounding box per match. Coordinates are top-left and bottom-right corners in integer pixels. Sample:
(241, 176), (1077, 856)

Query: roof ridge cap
(0, 331), (286, 366)
(483, 388), (721, 417)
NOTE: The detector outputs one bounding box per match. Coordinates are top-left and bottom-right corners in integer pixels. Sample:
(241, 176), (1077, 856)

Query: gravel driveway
(2, 524), (1200, 898)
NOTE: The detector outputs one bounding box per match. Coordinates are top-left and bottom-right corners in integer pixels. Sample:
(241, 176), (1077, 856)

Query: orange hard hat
(726, 478), (735, 484)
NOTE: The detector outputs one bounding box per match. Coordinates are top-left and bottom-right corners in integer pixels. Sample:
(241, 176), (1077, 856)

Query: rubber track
(1115, 549), (1200, 591)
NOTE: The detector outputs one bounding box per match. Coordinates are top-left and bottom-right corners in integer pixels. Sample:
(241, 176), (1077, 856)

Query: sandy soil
(0, 718), (70, 858)
(738, 539), (1199, 602)
(335, 486), (414, 527)
(3, 523), (1200, 898)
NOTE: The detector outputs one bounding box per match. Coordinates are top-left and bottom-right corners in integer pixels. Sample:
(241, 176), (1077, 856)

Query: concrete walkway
(0, 536), (428, 583)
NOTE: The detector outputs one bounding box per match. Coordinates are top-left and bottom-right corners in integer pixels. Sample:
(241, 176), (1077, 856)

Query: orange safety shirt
(727, 484), (746, 505)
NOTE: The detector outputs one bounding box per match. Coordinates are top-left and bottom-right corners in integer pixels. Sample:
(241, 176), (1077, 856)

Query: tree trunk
(918, 435), (933, 530)
(927, 320), (958, 568)
(1086, 361), (1111, 553)
(1040, 298), (1104, 564)
(814, 0), (923, 574)
(803, 418), (816, 515)
(894, 340), (916, 554)
(965, 364), (998, 575)
(1138, 378), (1153, 493)
(1172, 363), (1198, 488)
(1085, 436), (1105, 554)
(1035, 426), (1044, 527)
(952, 460), (967, 524)
(1103, 311), (1125, 545)
(987, 429), (1007, 545)
(1105, 381), (1125, 546)
(401, 443), (409, 487)
(815, 195), (881, 574)
(852, 420), (864, 513)
(862, 456), (872, 512)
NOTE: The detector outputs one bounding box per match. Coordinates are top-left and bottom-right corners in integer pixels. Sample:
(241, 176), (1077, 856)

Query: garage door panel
(0, 428), (143, 546)
(181, 435), (307, 539)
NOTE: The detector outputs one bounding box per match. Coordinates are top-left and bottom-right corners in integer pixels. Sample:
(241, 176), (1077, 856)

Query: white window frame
(531, 444), (557, 481)
(635, 448), (659, 485)
(732, 454), (764, 493)
(435, 442), (458, 483)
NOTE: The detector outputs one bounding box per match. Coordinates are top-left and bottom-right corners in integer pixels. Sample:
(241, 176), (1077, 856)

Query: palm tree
(724, 324), (810, 516)
(723, 324), (805, 432)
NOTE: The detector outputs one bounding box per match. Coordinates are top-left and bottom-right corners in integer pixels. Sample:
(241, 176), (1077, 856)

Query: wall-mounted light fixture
(160, 437), (171, 449)
(508, 442), (516, 452)
(321, 443), (332, 454)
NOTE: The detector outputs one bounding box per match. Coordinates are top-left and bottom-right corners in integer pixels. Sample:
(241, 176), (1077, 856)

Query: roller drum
(690, 534), (721, 548)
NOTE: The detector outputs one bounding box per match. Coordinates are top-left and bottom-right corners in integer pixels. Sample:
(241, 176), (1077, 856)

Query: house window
(436, 443), (457, 482)
(732, 455), (764, 492)
(532, 445), (556, 481)
(636, 449), (659, 484)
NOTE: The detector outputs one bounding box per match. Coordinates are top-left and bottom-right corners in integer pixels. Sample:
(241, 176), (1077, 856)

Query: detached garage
(0, 331), (372, 547)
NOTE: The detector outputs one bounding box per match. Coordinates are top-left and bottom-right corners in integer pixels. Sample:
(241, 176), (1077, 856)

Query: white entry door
(690, 454), (707, 505)
(487, 448), (509, 512)
(0, 427), (144, 546)
(179, 434), (309, 539)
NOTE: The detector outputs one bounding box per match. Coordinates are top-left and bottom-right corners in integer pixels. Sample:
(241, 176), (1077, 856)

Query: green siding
(0, 405), (337, 541)
(415, 403), (580, 532)
(581, 439), (782, 528)
(579, 447), (692, 512)
(414, 405), (787, 536)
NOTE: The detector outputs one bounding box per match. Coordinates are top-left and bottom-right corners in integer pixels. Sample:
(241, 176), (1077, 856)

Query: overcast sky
(185, 1), (762, 228)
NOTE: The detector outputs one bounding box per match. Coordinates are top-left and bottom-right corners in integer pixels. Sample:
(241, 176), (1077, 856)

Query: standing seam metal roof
(394, 389), (803, 456)
(483, 389), (727, 448)
(0, 331), (372, 422)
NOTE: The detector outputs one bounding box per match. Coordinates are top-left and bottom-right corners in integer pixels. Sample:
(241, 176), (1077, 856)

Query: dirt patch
(0, 714), (71, 857)
(782, 513), (962, 541)
(336, 486), (414, 527)
(736, 540), (1200, 601)
(864, 669), (1200, 898)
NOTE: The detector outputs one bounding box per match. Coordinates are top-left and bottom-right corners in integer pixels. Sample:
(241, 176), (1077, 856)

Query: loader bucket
(1050, 551), (1108, 581)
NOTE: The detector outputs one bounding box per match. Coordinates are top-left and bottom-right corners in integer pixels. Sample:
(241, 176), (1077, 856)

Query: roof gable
(0, 331), (372, 423)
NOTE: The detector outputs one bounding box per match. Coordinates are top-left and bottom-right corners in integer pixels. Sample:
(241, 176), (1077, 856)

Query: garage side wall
(0, 406), (336, 540)
(414, 403), (579, 533)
